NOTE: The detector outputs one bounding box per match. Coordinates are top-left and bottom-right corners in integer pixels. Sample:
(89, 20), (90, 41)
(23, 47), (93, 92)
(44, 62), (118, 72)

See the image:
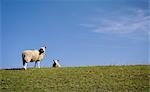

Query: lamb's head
(53, 60), (61, 67)
(53, 60), (59, 64)
(39, 47), (46, 55)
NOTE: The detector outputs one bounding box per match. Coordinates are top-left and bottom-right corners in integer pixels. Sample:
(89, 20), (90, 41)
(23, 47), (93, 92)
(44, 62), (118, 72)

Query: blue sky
(1, 0), (149, 68)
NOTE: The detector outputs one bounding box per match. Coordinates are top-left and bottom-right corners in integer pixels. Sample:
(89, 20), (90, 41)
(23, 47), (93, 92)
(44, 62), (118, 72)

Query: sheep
(22, 47), (46, 70)
(52, 60), (61, 67)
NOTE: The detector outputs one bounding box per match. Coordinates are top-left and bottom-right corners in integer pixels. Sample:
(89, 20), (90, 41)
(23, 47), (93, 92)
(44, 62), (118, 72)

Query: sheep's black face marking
(53, 62), (56, 67)
(39, 48), (44, 54)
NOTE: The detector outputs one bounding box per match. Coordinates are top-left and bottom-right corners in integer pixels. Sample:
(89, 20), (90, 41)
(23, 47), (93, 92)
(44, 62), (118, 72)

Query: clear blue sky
(1, 0), (149, 68)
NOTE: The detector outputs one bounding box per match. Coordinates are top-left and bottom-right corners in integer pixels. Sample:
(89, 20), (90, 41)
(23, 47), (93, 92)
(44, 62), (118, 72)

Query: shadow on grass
(0, 67), (48, 70)
(1, 68), (25, 70)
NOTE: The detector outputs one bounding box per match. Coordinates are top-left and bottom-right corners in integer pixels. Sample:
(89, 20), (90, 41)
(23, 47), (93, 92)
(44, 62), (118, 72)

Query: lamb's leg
(23, 62), (28, 70)
(37, 62), (40, 68)
(34, 62), (37, 68)
(22, 55), (28, 70)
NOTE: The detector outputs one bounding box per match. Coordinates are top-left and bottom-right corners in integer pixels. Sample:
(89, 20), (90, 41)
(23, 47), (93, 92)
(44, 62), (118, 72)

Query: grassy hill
(0, 65), (149, 92)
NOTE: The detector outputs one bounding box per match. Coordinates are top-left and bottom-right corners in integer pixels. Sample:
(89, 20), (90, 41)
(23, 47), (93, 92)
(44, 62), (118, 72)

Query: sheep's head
(53, 60), (60, 67)
(39, 47), (46, 54)
(53, 60), (59, 63)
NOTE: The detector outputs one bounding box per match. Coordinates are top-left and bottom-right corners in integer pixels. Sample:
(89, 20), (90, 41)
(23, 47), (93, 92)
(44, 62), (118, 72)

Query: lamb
(52, 60), (61, 67)
(22, 47), (46, 70)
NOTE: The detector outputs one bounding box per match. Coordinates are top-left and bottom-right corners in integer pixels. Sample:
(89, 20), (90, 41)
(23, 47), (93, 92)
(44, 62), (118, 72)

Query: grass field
(0, 65), (149, 92)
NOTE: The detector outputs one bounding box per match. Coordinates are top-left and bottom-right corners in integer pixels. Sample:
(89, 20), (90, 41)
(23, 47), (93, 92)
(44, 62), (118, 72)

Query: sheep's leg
(37, 62), (40, 68)
(34, 62), (37, 68)
(23, 62), (28, 70)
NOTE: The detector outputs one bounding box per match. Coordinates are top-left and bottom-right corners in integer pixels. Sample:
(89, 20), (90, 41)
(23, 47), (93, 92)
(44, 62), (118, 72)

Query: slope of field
(0, 65), (149, 92)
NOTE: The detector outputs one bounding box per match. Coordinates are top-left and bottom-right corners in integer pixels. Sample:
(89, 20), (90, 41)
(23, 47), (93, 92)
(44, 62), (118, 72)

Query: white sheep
(52, 60), (61, 67)
(22, 47), (46, 70)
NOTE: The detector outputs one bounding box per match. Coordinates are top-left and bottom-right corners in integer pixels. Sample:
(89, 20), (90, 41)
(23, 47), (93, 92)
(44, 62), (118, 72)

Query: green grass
(0, 65), (149, 92)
